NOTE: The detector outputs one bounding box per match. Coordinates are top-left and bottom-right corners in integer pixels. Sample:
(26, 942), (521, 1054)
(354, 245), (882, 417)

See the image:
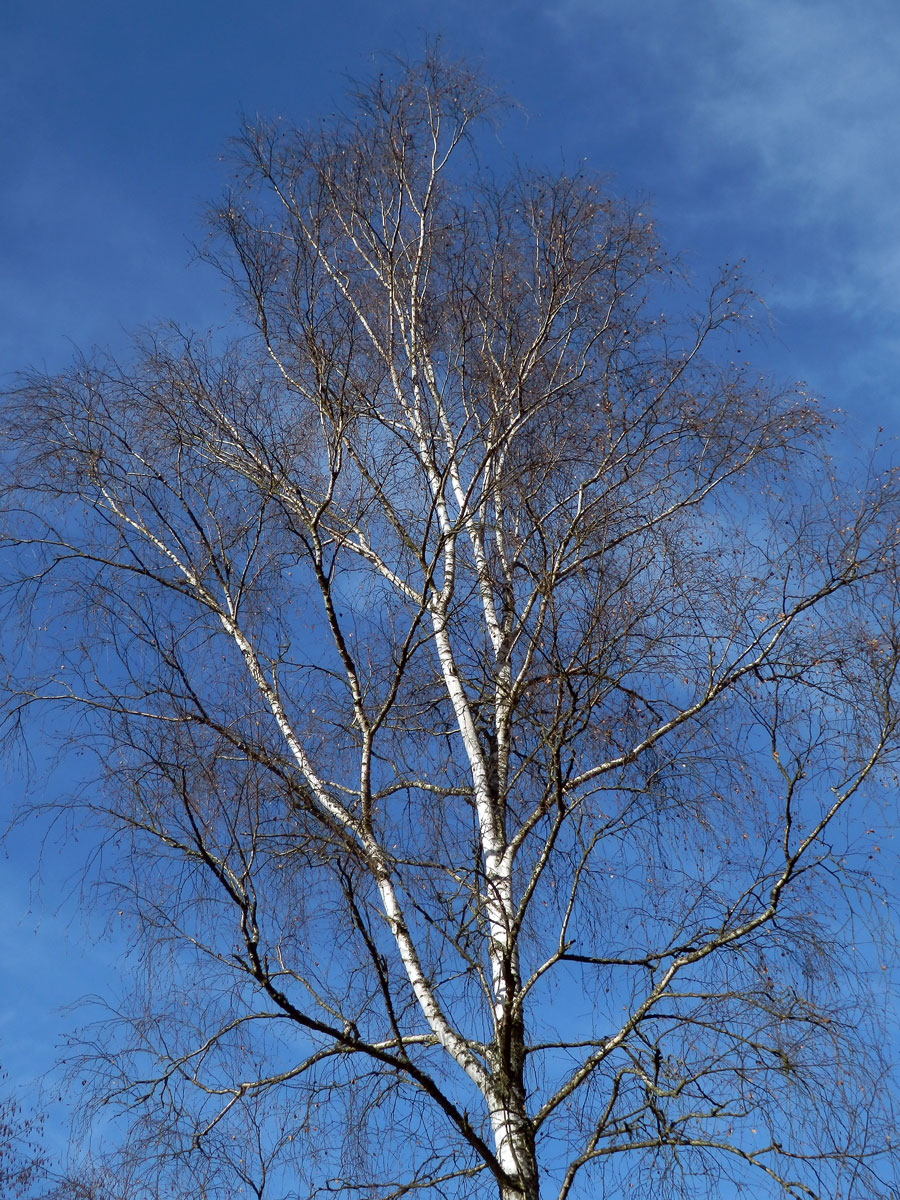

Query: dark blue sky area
(5, 0), (900, 421)
(2, 0), (900, 1140)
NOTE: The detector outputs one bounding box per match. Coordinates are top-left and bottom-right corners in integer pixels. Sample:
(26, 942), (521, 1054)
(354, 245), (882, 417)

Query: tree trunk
(495, 1117), (539, 1200)
(496, 1141), (540, 1200)
(490, 1051), (539, 1200)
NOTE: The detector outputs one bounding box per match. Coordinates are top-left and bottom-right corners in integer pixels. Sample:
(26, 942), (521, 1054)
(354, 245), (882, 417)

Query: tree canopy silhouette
(4, 50), (899, 1200)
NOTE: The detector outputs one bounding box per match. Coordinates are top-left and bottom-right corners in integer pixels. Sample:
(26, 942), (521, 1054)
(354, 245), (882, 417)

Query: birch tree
(4, 51), (900, 1200)
(0, 1072), (45, 1199)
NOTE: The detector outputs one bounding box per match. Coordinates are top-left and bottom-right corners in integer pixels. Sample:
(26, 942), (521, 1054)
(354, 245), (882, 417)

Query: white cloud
(543, 0), (900, 315)
(688, 2), (900, 207)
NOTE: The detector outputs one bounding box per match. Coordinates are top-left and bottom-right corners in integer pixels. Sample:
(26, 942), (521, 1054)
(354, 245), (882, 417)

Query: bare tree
(3, 50), (900, 1200)
(40, 1092), (295, 1200)
(0, 1069), (46, 1199)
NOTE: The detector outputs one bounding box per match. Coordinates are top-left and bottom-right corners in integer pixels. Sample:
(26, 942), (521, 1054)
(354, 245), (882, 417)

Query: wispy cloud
(543, 0), (900, 317)
(688, 2), (900, 211)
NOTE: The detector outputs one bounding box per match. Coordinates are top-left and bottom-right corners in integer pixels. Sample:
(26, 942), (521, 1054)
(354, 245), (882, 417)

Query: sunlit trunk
(492, 1092), (539, 1200)
(484, 853), (539, 1200)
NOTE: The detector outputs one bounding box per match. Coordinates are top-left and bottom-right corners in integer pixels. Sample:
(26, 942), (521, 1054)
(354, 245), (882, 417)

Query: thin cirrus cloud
(545, 0), (900, 318)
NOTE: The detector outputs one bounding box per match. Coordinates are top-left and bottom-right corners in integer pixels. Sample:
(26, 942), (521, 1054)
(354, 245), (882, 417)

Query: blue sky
(4, 0), (900, 418)
(2, 0), (900, 1161)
